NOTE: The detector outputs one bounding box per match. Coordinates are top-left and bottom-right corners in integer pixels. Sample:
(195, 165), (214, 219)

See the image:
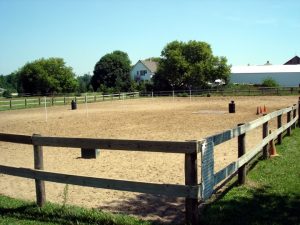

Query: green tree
(77, 73), (93, 93)
(91, 50), (132, 92)
(16, 58), (77, 94)
(153, 40), (231, 90)
(0, 73), (19, 92)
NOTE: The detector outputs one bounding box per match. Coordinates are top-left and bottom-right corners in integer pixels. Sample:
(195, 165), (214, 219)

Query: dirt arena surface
(0, 96), (297, 223)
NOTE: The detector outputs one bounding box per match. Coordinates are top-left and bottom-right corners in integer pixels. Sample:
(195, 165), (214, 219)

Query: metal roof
(231, 65), (300, 74)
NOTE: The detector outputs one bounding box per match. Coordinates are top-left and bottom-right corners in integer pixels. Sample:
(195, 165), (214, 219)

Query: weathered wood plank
(31, 136), (199, 153)
(0, 133), (32, 144)
(0, 165), (200, 198)
(185, 152), (199, 225)
(33, 134), (46, 207)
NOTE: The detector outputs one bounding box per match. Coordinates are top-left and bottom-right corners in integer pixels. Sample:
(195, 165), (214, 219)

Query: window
(140, 70), (147, 76)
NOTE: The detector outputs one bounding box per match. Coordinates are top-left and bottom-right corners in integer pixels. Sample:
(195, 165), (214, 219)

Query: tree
(153, 40), (231, 90)
(0, 73), (19, 92)
(91, 50), (132, 92)
(77, 73), (93, 93)
(16, 58), (78, 94)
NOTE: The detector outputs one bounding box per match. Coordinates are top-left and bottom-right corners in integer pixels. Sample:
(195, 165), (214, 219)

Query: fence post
(262, 114), (269, 159)
(298, 97), (300, 128)
(10, 100), (12, 109)
(185, 152), (199, 225)
(52, 97), (54, 106)
(238, 123), (246, 184)
(64, 97), (66, 105)
(25, 98), (27, 108)
(287, 110), (291, 136)
(94, 95), (96, 102)
(277, 114), (282, 145)
(292, 104), (297, 129)
(33, 134), (46, 207)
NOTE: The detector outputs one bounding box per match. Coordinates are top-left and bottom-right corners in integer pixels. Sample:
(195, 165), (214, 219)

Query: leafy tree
(0, 73), (18, 92)
(91, 50), (132, 92)
(77, 73), (93, 93)
(16, 58), (78, 94)
(261, 77), (279, 87)
(153, 40), (231, 90)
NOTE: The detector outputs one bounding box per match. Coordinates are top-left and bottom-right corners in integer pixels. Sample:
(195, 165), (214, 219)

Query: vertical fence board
(277, 114), (282, 145)
(238, 123), (246, 185)
(201, 139), (214, 200)
(33, 134), (46, 207)
(298, 97), (300, 128)
(185, 152), (199, 225)
(287, 111), (291, 136)
(262, 115), (269, 159)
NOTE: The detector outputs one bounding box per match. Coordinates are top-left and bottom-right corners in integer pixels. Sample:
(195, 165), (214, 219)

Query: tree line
(0, 40), (231, 97)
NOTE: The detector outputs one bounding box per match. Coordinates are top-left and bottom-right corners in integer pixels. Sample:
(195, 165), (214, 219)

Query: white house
(130, 60), (158, 82)
(230, 64), (300, 87)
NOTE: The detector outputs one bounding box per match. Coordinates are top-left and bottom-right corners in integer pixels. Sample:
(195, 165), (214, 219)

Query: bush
(261, 77), (279, 87)
(177, 92), (188, 97)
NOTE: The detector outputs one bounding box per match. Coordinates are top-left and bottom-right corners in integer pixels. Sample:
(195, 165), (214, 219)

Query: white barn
(130, 60), (158, 82)
(230, 65), (300, 87)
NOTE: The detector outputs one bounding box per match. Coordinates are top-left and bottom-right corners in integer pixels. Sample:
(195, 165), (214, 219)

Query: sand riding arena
(0, 96), (297, 223)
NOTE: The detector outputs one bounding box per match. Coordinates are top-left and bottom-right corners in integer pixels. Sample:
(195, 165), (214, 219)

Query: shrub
(261, 77), (279, 87)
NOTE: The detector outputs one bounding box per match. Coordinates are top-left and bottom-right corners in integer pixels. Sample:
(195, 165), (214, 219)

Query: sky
(0, 0), (300, 76)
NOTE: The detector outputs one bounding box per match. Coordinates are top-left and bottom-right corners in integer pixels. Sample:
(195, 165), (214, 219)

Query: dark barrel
(71, 100), (77, 110)
(229, 100), (235, 113)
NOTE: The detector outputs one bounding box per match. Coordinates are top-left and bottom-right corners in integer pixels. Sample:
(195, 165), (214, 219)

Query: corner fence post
(185, 151), (199, 225)
(277, 114), (282, 145)
(298, 97), (300, 128)
(238, 123), (246, 185)
(262, 114), (269, 159)
(287, 111), (291, 136)
(33, 134), (46, 207)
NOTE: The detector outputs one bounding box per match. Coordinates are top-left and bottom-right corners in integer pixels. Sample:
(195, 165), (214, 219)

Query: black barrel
(229, 100), (235, 113)
(71, 100), (77, 110)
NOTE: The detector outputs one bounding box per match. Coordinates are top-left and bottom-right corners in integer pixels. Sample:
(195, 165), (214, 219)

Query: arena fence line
(0, 98), (299, 225)
(0, 92), (139, 111)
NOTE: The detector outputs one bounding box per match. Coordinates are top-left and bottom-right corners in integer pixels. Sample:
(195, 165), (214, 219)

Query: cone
(256, 107), (260, 115)
(259, 106), (263, 114)
(269, 133), (279, 157)
(263, 105), (267, 113)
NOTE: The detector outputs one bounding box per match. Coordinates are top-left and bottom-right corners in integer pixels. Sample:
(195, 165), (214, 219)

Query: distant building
(230, 56), (300, 87)
(284, 56), (300, 65)
(130, 60), (158, 82)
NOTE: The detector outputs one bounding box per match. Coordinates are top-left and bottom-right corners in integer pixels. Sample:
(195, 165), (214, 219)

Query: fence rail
(0, 92), (139, 111)
(0, 97), (299, 225)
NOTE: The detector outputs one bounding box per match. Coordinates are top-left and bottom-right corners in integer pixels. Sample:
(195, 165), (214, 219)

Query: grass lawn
(201, 128), (300, 225)
(0, 128), (299, 225)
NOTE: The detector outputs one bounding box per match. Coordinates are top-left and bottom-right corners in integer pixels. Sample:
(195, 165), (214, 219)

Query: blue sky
(1, 0), (299, 76)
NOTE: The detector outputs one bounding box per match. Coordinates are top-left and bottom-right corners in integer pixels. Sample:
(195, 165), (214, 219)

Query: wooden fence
(0, 98), (299, 225)
(0, 92), (139, 110)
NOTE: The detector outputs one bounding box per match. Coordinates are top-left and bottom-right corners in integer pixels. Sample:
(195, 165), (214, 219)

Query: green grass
(0, 195), (153, 225)
(201, 128), (300, 225)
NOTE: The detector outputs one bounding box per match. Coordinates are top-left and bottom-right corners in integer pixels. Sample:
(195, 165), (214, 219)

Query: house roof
(140, 60), (158, 73)
(284, 56), (300, 65)
(231, 65), (300, 74)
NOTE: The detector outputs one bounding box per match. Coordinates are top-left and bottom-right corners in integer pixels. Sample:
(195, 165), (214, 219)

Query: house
(230, 56), (300, 87)
(130, 60), (158, 82)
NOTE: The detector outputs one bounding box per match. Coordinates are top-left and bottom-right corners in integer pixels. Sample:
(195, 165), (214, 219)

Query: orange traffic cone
(259, 106), (263, 114)
(263, 105), (267, 113)
(256, 107), (260, 115)
(269, 132), (279, 157)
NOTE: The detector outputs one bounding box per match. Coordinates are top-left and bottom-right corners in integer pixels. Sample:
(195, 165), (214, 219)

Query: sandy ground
(0, 96), (297, 223)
